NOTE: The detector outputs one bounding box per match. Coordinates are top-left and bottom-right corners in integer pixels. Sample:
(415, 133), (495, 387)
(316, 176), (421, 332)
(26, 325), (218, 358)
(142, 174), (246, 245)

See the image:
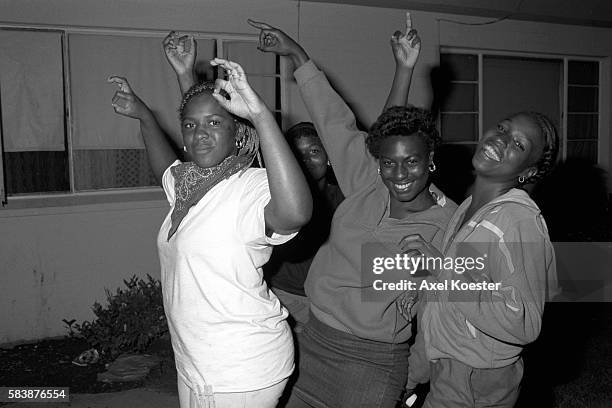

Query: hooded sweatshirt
(421, 188), (559, 368)
(294, 60), (457, 343)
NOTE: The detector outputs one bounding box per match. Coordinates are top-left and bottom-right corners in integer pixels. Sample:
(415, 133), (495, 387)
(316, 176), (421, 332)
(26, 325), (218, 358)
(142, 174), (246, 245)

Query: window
(439, 51), (600, 163)
(0, 27), (281, 202)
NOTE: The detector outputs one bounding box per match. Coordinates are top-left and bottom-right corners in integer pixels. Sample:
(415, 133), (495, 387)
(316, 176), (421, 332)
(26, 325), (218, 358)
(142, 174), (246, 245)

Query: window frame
(439, 47), (602, 164)
(0, 24), (285, 209)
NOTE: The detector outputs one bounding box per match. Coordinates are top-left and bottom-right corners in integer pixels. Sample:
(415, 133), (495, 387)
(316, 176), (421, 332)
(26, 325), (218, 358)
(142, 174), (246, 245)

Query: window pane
(483, 56), (561, 136)
(567, 114), (598, 140)
(441, 113), (478, 142)
(223, 41), (276, 75)
(568, 61), (598, 85)
(440, 54), (477, 81)
(441, 83), (477, 112)
(73, 149), (157, 190)
(568, 86), (598, 112)
(69, 34), (215, 190)
(244, 76), (276, 113)
(0, 29), (68, 195)
(567, 141), (597, 162)
(4, 152), (69, 194)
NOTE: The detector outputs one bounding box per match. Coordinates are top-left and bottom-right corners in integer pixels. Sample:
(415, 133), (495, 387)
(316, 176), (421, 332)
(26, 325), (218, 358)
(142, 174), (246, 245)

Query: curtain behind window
(0, 30), (64, 152)
(68, 34), (216, 190)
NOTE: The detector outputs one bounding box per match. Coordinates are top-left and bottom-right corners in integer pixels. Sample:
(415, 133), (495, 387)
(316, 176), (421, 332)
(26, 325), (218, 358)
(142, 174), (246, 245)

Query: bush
(64, 274), (168, 360)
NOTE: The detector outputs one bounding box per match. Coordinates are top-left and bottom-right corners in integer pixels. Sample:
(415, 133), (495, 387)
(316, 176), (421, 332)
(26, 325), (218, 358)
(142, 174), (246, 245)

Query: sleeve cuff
(293, 59), (321, 85)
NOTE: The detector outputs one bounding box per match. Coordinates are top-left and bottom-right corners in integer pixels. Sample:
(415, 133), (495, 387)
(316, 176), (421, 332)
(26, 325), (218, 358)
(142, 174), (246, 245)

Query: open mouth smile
(481, 143), (503, 162)
(393, 181), (414, 192)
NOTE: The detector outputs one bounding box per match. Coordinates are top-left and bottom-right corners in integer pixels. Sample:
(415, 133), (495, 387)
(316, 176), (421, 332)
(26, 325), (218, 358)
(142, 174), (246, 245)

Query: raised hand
(108, 76), (149, 120)
(390, 12), (421, 69)
(247, 19), (308, 66)
(163, 31), (196, 76)
(210, 58), (266, 121)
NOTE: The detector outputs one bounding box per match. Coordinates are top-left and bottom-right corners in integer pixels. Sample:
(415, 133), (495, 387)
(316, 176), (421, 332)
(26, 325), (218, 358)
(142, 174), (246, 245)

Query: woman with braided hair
(402, 111), (561, 407)
(108, 56), (311, 408)
(249, 14), (457, 408)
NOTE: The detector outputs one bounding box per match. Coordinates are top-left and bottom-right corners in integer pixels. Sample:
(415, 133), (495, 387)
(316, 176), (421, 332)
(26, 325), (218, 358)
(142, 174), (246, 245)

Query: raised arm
(108, 76), (178, 183)
(163, 31), (197, 95)
(384, 12), (421, 110)
(248, 19), (377, 196)
(210, 58), (311, 234)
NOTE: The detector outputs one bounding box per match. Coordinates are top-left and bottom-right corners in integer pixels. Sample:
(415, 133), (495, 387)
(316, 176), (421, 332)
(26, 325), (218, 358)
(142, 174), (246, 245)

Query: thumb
(107, 76), (132, 94)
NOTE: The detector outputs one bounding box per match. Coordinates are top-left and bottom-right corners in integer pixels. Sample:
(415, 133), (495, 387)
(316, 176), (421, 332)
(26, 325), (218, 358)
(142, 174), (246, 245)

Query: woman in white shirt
(108, 57), (311, 408)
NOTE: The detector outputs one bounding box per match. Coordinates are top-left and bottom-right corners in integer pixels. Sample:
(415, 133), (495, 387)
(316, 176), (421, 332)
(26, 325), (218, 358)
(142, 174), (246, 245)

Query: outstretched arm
(108, 76), (178, 183)
(211, 58), (311, 234)
(248, 19), (378, 196)
(163, 31), (197, 94)
(384, 12), (421, 110)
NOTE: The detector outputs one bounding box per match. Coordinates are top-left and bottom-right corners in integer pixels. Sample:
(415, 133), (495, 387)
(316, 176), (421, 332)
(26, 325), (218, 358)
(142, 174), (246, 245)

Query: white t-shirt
(157, 161), (296, 393)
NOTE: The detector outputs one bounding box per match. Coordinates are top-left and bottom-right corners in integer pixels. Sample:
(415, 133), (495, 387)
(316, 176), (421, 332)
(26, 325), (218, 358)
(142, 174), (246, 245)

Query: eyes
(381, 158), (420, 167)
(182, 119), (223, 129)
(496, 123), (526, 151)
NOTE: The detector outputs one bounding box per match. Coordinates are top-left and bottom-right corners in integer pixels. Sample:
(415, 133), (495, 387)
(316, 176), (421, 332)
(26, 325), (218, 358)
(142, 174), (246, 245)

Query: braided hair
(366, 106), (441, 158)
(517, 111), (559, 185)
(179, 82), (226, 121)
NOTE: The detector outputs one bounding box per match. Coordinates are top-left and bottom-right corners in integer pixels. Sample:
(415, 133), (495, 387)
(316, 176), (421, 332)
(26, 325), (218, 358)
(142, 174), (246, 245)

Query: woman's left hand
(399, 234), (443, 277)
(210, 58), (266, 121)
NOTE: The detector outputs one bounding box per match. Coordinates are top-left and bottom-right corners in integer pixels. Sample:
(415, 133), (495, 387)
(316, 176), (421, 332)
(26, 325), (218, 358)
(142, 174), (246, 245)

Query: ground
(0, 335), (177, 399)
(1, 304), (610, 408)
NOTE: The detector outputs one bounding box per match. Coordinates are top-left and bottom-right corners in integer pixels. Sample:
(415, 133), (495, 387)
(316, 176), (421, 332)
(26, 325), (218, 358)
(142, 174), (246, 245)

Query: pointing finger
(247, 19), (274, 30)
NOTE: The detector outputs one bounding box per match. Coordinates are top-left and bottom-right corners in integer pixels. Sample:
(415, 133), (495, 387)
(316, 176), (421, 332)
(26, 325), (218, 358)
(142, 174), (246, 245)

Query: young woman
(248, 16), (457, 408)
(265, 122), (344, 329)
(108, 57), (311, 408)
(402, 112), (560, 407)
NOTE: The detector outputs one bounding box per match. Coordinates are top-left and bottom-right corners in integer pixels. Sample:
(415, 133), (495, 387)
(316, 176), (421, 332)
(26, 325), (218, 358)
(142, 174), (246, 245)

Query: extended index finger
(247, 19), (274, 30)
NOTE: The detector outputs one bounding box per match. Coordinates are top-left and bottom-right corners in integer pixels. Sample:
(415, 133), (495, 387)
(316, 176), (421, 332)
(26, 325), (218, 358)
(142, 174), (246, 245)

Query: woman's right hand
(247, 19), (308, 66)
(108, 76), (149, 120)
(163, 31), (196, 76)
(390, 12), (421, 69)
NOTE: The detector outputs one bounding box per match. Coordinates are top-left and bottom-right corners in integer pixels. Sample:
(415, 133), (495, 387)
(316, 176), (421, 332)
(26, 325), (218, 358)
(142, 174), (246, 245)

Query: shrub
(64, 274), (168, 360)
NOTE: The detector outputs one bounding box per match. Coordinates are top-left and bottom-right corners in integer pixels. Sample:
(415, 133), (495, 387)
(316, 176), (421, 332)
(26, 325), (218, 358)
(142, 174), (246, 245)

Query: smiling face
(181, 93), (237, 169)
(379, 134), (433, 206)
(293, 136), (328, 181)
(473, 113), (545, 184)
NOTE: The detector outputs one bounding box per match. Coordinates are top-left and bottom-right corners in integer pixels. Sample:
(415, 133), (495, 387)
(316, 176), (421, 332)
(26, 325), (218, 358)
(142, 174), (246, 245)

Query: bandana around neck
(167, 155), (253, 240)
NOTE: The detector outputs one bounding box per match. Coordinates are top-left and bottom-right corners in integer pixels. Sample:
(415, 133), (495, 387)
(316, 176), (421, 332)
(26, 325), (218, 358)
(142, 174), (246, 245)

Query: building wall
(0, 0), (610, 344)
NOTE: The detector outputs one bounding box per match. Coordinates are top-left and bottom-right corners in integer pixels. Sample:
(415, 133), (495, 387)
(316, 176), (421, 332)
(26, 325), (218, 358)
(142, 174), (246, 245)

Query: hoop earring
(428, 162), (436, 172)
(235, 137), (244, 149)
(518, 175), (526, 184)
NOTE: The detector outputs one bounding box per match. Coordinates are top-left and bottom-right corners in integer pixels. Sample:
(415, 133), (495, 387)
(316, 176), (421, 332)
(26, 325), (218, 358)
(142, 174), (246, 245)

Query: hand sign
(391, 12), (421, 69)
(210, 58), (265, 121)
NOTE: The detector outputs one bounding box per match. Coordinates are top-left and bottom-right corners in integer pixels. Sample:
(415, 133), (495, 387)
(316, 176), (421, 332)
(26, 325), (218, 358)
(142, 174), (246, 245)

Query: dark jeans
(285, 313), (410, 408)
(423, 358), (523, 408)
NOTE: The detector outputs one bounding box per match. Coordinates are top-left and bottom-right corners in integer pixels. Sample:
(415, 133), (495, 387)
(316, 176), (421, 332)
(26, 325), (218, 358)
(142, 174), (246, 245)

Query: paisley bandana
(167, 122), (259, 240)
